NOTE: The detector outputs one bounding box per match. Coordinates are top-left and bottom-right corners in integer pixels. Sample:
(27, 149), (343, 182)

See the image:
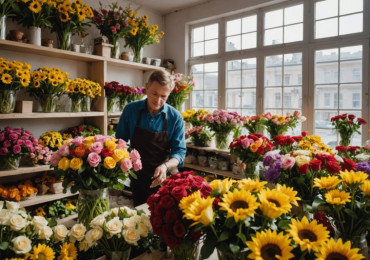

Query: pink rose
(58, 144), (69, 157)
(30, 153), (35, 158)
(8, 133), (18, 140)
(130, 149), (141, 161)
(281, 156), (295, 170)
(94, 135), (106, 143)
(0, 132), (4, 141)
(24, 140), (32, 147)
(44, 155), (51, 163)
(116, 139), (127, 149)
(133, 159), (142, 171)
(3, 140), (11, 147)
(0, 147), (8, 155)
(240, 138), (250, 148)
(120, 158), (132, 171)
(13, 145), (21, 154)
(50, 153), (61, 166)
(87, 152), (101, 167)
(89, 142), (103, 154)
(71, 136), (84, 146)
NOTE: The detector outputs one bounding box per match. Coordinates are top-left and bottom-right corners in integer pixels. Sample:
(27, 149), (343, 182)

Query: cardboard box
(94, 43), (113, 58)
(15, 101), (33, 113)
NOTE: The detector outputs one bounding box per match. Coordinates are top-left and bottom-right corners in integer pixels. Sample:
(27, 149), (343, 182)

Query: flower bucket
(81, 96), (91, 112)
(217, 249), (248, 260)
(78, 188), (110, 227)
(71, 98), (82, 112)
(29, 26), (41, 46)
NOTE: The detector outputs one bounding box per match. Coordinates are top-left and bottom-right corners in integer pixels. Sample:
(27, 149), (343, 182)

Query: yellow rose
(105, 139), (116, 151)
(295, 155), (311, 167)
(70, 157), (83, 170)
(112, 149), (127, 162)
(58, 157), (70, 171)
(104, 157), (116, 169)
(83, 136), (95, 148)
(249, 141), (261, 153)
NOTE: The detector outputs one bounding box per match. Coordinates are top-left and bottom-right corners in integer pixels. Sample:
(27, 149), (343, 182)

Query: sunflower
(314, 176), (341, 190)
(275, 184), (300, 206)
(259, 188), (292, 219)
(315, 238), (364, 260)
(339, 170), (368, 186)
(58, 243), (77, 260)
(238, 178), (267, 193)
(180, 191), (215, 226)
(246, 229), (294, 260)
(1, 73), (12, 84)
(360, 180), (370, 196)
(29, 1), (42, 13)
(325, 190), (351, 205)
(287, 216), (330, 252)
(28, 244), (55, 260)
(218, 188), (259, 222)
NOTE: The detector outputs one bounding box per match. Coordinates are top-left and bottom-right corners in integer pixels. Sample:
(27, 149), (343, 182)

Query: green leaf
(344, 208), (357, 219)
(218, 231), (230, 242)
(236, 232), (246, 243)
(229, 243), (240, 254)
(200, 240), (216, 259)
(312, 197), (325, 210)
(85, 177), (92, 187)
(70, 185), (79, 194)
(0, 241), (9, 250)
(113, 183), (125, 190)
(129, 171), (137, 179)
(48, 218), (57, 227)
(225, 217), (236, 229)
(277, 219), (291, 230)
(95, 173), (110, 183)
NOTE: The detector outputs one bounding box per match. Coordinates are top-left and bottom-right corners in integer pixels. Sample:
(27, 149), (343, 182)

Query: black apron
(130, 109), (170, 206)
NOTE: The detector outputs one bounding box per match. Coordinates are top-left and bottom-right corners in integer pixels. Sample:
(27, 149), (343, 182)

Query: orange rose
(74, 146), (86, 157)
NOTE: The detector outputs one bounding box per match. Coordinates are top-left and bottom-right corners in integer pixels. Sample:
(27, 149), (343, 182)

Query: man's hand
(150, 163), (167, 188)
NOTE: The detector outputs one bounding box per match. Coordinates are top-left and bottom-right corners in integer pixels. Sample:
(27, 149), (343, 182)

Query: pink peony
(130, 149), (141, 161)
(87, 152), (101, 167)
(133, 159), (142, 171)
(120, 158), (132, 171)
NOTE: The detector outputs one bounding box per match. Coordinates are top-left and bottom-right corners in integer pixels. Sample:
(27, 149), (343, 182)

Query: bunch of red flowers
(330, 113), (367, 146)
(147, 171), (212, 248)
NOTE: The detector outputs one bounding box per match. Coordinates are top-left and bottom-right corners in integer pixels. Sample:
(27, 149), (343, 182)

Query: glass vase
(78, 188), (110, 227)
(243, 161), (258, 179)
(217, 249), (248, 260)
(215, 131), (231, 150)
(118, 98), (127, 111)
(29, 26), (41, 46)
(57, 31), (72, 50)
(108, 248), (131, 260)
(351, 232), (368, 259)
(0, 90), (16, 113)
(111, 38), (120, 59)
(0, 15), (6, 40)
(339, 135), (351, 147)
(0, 157), (21, 171)
(71, 98), (81, 112)
(132, 47), (143, 63)
(107, 96), (116, 112)
(39, 96), (58, 113)
(81, 96), (91, 112)
(172, 241), (199, 260)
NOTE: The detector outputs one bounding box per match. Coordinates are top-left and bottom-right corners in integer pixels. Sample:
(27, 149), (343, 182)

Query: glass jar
(78, 188), (110, 227)
(0, 90), (16, 113)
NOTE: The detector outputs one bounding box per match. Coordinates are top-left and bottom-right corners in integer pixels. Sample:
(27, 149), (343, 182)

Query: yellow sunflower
(28, 244), (55, 260)
(58, 242), (77, 260)
(180, 191), (215, 226)
(275, 184), (301, 206)
(218, 188), (259, 222)
(259, 188), (292, 219)
(313, 176), (341, 190)
(339, 170), (368, 186)
(325, 190), (351, 205)
(238, 178), (267, 193)
(29, 1), (42, 13)
(315, 238), (364, 260)
(287, 216), (330, 252)
(1, 73), (12, 84)
(246, 229), (294, 260)
(360, 180), (370, 196)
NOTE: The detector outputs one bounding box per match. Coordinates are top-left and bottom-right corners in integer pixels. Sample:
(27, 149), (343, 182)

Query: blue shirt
(115, 99), (186, 167)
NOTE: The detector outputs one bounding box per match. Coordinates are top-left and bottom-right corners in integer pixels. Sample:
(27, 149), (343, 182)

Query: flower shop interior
(1, 0), (370, 259)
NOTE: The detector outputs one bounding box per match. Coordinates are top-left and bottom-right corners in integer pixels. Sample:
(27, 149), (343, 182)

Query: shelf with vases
(186, 143), (231, 156)
(106, 56), (163, 71)
(0, 165), (52, 177)
(107, 112), (122, 117)
(57, 213), (78, 227)
(0, 111), (105, 119)
(184, 163), (242, 179)
(19, 189), (78, 208)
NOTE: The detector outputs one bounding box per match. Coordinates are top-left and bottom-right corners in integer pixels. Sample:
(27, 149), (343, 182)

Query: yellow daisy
(360, 180), (370, 196)
(259, 188), (292, 219)
(325, 190), (351, 205)
(238, 178), (267, 193)
(218, 188), (259, 222)
(246, 229), (294, 260)
(29, 244), (55, 260)
(275, 184), (301, 206)
(58, 242), (77, 260)
(314, 176), (341, 190)
(339, 170), (368, 186)
(287, 216), (330, 252)
(315, 238), (364, 260)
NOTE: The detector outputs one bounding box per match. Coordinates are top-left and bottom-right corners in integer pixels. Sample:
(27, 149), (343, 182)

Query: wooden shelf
(106, 57), (162, 71)
(0, 165), (51, 177)
(57, 214), (78, 227)
(108, 112), (122, 117)
(184, 163), (242, 179)
(186, 143), (231, 156)
(19, 190), (78, 208)
(0, 111), (104, 119)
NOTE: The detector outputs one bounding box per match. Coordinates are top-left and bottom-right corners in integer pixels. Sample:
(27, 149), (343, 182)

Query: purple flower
(356, 162), (370, 176)
(264, 161), (282, 183)
(263, 155), (273, 167)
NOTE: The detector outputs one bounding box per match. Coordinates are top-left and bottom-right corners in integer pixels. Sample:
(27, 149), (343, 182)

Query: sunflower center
(326, 252), (348, 260)
(230, 200), (248, 211)
(268, 199), (281, 207)
(261, 243), (282, 260)
(298, 229), (317, 241)
(38, 254), (46, 260)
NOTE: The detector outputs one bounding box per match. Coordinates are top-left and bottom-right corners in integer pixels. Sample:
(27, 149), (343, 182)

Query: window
(226, 15), (257, 51)
(226, 58), (257, 115)
(264, 4), (303, 46)
(191, 24), (219, 57)
(314, 45), (363, 145)
(191, 62), (218, 110)
(315, 0), (363, 39)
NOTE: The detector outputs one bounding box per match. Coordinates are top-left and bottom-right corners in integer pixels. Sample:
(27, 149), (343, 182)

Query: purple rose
(87, 152), (101, 167)
(357, 162), (370, 175)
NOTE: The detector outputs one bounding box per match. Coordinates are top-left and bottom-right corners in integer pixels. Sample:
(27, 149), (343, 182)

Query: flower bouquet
(80, 206), (154, 260)
(297, 132), (333, 154)
(50, 135), (142, 227)
(331, 113), (367, 146)
(262, 110), (306, 139)
(201, 110), (243, 149)
(67, 78), (102, 112)
(0, 180), (38, 201)
(38, 131), (68, 151)
(181, 109), (210, 127)
(0, 58), (31, 113)
(166, 73), (194, 111)
(91, 2), (131, 58)
(123, 11), (164, 62)
(147, 171), (212, 259)
(185, 126), (212, 147)
(0, 127), (39, 170)
(62, 124), (101, 138)
(29, 66), (70, 112)
(49, 0), (93, 50)
(116, 84), (132, 111)
(243, 114), (264, 134)
(128, 86), (145, 103)
(104, 81), (120, 112)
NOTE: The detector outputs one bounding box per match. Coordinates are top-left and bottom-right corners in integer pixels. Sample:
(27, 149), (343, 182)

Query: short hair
(148, 70), (174, 90)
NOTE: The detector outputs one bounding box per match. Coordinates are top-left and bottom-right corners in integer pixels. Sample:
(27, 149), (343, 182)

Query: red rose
(273, 135), (286, 146)
(151, 216), (163, 235)
(342, 158), (357, 171)
(335, 146), (347, 152)
(170, 186), (188, 201)
(158, 195), (175, 209)
(158, 186), (169, 196)
(347, 120), (353, 125)
(173, 220), (186, 238)
(200, 183), (212, 196)
(213, 197), (221, 209)
(164, 209), (178, 223)
(301, 131), (308, 137)
(326, 160), (341, 174)
(287, 136), (298, 144)
(309, 159), (322, 171)
(190, 230), (202, 241)
(101, 147), (113, 157)
(348, 114), (356, 120)
(347, 146), (360, 152)
(357, 117), (367, 125)
(298, 164), (309, 175)
(147, 193), (160, 210)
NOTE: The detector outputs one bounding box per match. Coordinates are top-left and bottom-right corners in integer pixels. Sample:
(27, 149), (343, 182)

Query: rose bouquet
(80, 206), (154, 260)
(147, 171), (212, 259)
(0, 58), (31, 113)
(262, 110), (306, 139)
(331, 113), (367, 146)
(185, 126), (212, 147)
(62, 124), (101, 138)
(67, 78), (102, 112)
(166, 73), (194, 111)
(243, 114), (264, 134)
(181, 109), (210, 127)
(50, 135), (142, 226)
(0, 127), (39, 170)
(116, 84), (132, 111)
(201, 110), (243, 149)
(104, 81), (121, 112)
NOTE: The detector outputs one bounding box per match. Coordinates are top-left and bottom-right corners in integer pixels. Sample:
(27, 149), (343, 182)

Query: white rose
(9, 214), (27, 231)
(355, 153), (370, 162)
(137, 222), (149, 237)
(79, 239), (90, 252)
(54, 225), (68, 242)
(123, 217), (136, 229)
(293, 150), (311, 156)
(32, 216), (48, 231)
(0, 209), (11, 225)
(69, 223), (86, 243)
(110, 208), (119, 216)
(122, 228), (140, 245)
(140, 215), (151, 230)
(125, 208), (137, 217)
(17, 210), (28, 219)
(39, 226), (53, 240)
(105, 217), (122, 236)
(6, 201), (20, 212)
(90, 214), (105, 229)
(12, 235), (32, 254)
(334, 155), (344, 163)
(85, 227), (103, 246)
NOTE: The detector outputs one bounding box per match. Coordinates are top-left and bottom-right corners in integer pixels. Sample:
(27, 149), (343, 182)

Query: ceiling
(127, 0), (211, 15)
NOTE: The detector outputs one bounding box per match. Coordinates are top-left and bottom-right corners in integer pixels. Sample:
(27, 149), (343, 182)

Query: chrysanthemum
(360, 180), (370, 196)
(29, 244), (55, 260)
(259, 188), (292, 219)
(340, 170), (368, 186)
(180, 191), (215, 226)
(315, 238), (364, 260)
(58, 242), (77, 260)
(287, 216), (330, 252)
(238, 178), (267, 193)
(246, 229), (294, 260)
(325, 190), (351, 205)
(275, 184), (301, 206)
(314, 176), (341, 190)
(218, 189), (259, 222)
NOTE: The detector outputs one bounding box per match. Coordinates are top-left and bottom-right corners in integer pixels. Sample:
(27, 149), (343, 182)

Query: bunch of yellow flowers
(0, 58), (31, 91)
(67, 78), (102, 99)
(181, 109), (210, 127)
(299, 134), (333, 154)
(38, 131), (66, 151)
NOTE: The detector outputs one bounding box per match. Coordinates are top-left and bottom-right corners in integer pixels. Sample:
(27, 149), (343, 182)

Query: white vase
(0, 16), (6, 40)
(29, 26), (41, 46)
